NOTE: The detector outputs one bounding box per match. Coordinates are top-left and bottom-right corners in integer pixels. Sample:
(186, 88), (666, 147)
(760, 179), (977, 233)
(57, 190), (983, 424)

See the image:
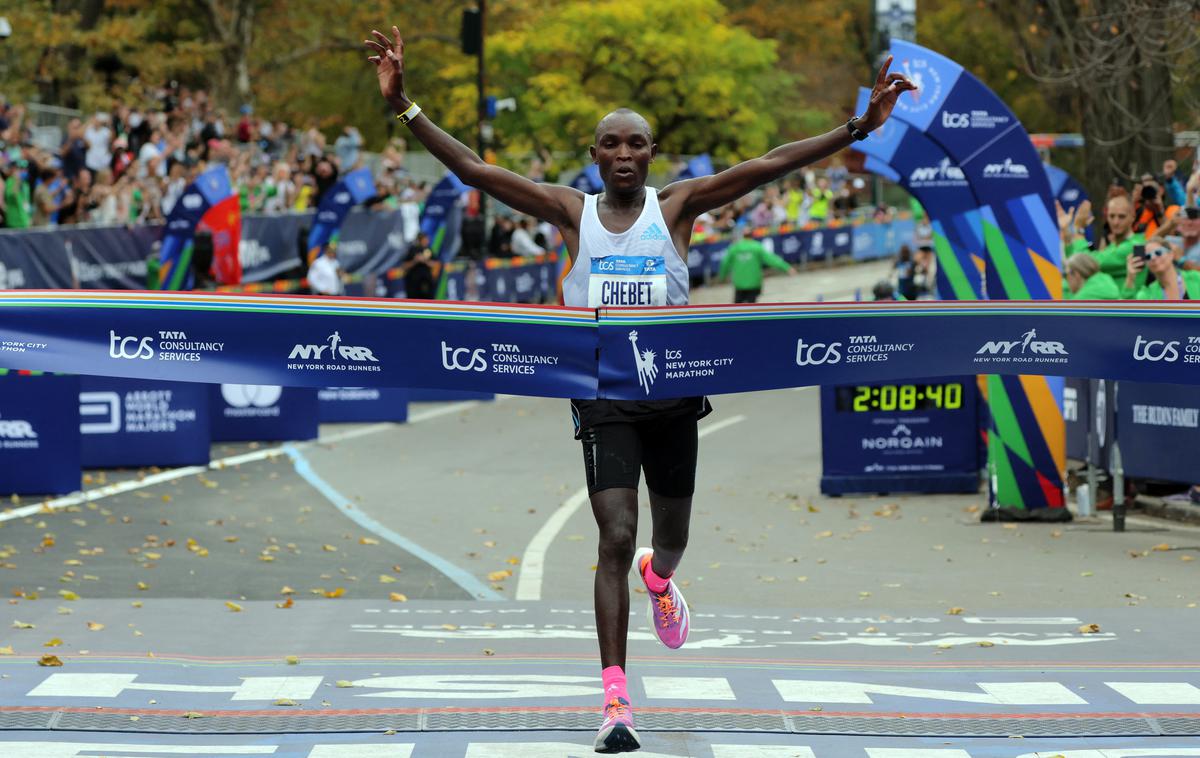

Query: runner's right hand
(365, 26), (410, 112)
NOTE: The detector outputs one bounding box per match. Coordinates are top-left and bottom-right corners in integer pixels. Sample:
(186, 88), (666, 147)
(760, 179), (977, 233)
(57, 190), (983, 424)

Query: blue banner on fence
(80, 377), (211, 468)
(1114, 382), (1200, 483)
(210, 384), (319, 442)
(318, 386), (409, 423)
(420, 173), (470, 263)
(0, 224), (156, 290)
(1064, 376), (1089, 461)
(820, 376), (981, 494)
(0, 374), (80, 494)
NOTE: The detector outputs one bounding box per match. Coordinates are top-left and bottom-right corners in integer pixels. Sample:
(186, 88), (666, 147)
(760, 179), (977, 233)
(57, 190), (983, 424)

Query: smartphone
(1186, 207), (1200, 220)
(1133, 244), (1146, 261)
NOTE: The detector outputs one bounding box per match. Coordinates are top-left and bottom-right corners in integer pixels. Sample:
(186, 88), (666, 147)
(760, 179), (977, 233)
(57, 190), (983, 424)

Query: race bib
(588, 255), (667, 307)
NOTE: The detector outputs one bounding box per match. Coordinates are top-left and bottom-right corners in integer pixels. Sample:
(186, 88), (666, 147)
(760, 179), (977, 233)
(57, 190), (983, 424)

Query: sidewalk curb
(1134, 494), (1200, 526)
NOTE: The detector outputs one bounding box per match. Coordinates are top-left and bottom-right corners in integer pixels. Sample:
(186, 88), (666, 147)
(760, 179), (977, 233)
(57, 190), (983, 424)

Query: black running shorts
(579, 413), (698, 498)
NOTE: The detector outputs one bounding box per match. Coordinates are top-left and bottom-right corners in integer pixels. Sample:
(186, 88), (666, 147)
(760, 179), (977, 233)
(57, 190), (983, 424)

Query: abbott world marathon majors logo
(221, 384), (282, 418)
(796, 335), (915, 366)
(1133, 334), (1200, 364)
(974, 328), (1067, 365)
(109, 330), (225, 362)
(288, 331), (380, 372)
(441, 341), (561, 376)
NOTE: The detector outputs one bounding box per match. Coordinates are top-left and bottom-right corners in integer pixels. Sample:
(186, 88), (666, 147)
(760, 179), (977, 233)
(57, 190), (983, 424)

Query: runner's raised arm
(364, 26), (582, 230)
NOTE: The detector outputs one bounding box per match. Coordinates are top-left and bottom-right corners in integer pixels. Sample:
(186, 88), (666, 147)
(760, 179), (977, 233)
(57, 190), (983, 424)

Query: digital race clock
(834, 382), (964, 412)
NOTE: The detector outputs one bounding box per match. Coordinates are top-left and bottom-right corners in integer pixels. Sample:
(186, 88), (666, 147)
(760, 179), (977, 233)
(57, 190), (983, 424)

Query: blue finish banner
(318, 386), (409, 423)
(210, 384), (319, 442)
(593, 302), (1200, 400)
(80, 377), (211, 468)
(0, 374), (81, 494)
(0, 292), (599, 399)
(820, 376), (981, 494)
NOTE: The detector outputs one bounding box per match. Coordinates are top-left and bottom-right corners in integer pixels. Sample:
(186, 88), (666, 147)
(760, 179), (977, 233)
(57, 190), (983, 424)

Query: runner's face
(591, 115), (655, 192)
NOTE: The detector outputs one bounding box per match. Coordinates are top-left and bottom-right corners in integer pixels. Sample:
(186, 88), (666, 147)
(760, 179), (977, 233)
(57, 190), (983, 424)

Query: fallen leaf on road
(324, 588), (346, 598)
(43, 638), (62, 647)
(487, 570), (513, 582)
(359, 537), (380, 546)
(225, 602), (243, 612)
(1152, 543), (1172, 552)
(389, 593), (408, 602)
(947, 607), (964, 615)
(86, 622), (104, 631)
(1079, 623), (1101, 634)
(275, 598), (293, 609)
(335, 680), (354, 688)
(12, 621), (34, 629)
(38, 655), (63, 667)
(285, 656), (299, 665)
(58, 590), (79, 601)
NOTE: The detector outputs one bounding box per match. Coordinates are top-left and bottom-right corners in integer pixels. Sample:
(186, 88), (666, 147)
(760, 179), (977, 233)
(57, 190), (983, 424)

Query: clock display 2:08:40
(835, 382), (964, 412)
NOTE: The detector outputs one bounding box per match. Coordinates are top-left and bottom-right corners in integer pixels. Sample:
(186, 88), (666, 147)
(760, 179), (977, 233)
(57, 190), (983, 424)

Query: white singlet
(561, 187), (690, 308)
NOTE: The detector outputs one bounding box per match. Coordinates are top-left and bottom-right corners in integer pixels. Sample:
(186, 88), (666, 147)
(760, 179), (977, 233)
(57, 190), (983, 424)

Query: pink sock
(602, 665), (628, 702)
(643, 558), (672, 594)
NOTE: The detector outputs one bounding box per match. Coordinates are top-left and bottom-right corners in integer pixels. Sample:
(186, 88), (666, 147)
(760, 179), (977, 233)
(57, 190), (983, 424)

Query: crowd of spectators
(0, 88), (429, 232)
(1059, 158), (1200, 302)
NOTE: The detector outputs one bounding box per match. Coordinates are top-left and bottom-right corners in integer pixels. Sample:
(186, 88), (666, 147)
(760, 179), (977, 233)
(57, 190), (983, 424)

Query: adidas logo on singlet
(639, 223), (668, 241)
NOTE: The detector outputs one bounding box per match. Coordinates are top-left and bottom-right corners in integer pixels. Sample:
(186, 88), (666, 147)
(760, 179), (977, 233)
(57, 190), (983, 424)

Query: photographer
(1132, 173), (1179, 238)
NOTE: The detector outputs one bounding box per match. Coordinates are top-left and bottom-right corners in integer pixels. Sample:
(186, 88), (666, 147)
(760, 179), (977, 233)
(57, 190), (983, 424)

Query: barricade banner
(1045, 163), (1093, 244)
(79, 377), (211, 468)
(0, 292), (599, 398)
(420, 173), (469, 262)
(318, 386), (409, 423)
(593, 302), (1200, 399)
(210, 384), (318, 442)
(0, 373), (81, 494)
(1113, 382), (1200, 483)
(337, 209), (407, 276)
(306, 168), (376, 265)
(0, 224), (156, 290)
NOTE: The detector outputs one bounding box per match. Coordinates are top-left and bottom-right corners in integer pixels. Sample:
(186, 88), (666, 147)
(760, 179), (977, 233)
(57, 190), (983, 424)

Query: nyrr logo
(796, 338), (842, 366)
(288, 332), (379, 362)
(0, 413), (37, 440)
(982, 158), (1029, 179)
(976, 329), (1067, 356)
(109, 331), (154, 360)
(941, 111), (969, 128)
(441, 341), (487, 372)
(909, 158), (965, 185)
(1132, 335), (1180, 362)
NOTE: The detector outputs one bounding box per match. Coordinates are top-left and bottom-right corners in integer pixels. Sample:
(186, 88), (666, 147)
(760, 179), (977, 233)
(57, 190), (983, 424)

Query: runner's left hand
(858, 55), (917, 133)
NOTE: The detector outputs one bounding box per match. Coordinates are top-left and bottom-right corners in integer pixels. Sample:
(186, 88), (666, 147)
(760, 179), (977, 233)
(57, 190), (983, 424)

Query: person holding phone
(1062, 194), (1147, 297)
(1128, 239), (1200, 300)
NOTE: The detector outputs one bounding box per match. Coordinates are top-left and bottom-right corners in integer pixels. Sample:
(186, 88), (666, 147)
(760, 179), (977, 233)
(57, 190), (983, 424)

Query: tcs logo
(796, 338), (842, 367)
(941, 111), (969, 128)
(1132, 335), (1179, 363)
(109, 330), (154, 360)
(441, 341), (487, 372)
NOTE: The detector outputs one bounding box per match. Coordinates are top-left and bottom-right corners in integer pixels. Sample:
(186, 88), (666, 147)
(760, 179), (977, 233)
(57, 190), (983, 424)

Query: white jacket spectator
(307, 252), (343, 295)
(84, 115), (112, 173)
(510, 219), (544, 256)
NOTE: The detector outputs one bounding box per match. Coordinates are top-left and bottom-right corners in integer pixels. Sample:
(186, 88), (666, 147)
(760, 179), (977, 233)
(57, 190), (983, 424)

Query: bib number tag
(588, 255), (667, 307)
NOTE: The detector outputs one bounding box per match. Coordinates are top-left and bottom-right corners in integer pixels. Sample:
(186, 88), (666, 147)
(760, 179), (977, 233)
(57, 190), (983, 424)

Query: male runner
(366, 26), (913, 753)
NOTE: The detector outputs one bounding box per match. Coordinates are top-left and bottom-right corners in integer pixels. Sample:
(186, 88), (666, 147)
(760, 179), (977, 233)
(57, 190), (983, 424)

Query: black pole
(476, 0), (487, 223)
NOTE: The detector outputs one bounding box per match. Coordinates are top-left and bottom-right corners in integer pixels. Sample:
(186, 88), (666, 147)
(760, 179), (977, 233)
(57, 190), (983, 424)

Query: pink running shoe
(634, 547), (690, 649)
(593, 696), (640, 753)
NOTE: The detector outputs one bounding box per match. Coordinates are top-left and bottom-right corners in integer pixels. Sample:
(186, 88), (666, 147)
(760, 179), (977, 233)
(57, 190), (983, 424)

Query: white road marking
(867, 751), (972, 758)
(309, 747), (414, 758)
(642, 676), (735, 701)
(773, 680), (1086, 705)
(0, 745), (277, 756)
(1105, 681), (1200, 704)
(0, 400), (483, 524)
(515, 413), (747, 601)
(28, 673), (322, 701)
(712, 747), (816, 758)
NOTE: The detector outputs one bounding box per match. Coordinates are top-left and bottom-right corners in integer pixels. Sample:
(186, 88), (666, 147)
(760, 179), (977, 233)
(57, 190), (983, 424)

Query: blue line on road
(282, 444), (502, 601)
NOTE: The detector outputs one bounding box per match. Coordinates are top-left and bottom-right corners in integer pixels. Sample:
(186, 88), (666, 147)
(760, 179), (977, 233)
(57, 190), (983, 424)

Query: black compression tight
(591, 486), (692, 670)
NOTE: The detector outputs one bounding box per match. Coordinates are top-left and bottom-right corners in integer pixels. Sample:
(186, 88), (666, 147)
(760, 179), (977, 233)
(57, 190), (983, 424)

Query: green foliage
(479, 0), (783, 163)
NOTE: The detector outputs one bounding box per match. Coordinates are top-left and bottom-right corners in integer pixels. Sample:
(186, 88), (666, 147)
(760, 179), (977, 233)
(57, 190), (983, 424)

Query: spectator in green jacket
(1064, 253), (1119, 300)
(1131, 239), (1200, 300)
(1063, 194), (1146, 298)
(717, 226), (795, 304)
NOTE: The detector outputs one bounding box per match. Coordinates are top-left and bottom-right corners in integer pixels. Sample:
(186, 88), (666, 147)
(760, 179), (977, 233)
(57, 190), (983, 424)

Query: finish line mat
(1, 602), (1198, 755)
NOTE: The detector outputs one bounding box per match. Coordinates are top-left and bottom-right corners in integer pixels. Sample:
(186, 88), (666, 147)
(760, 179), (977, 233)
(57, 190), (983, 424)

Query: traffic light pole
(476, 0), (488, 223)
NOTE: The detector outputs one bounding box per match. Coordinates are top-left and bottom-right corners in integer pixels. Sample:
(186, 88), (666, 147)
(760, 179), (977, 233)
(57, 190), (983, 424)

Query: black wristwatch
(846, 117), (870, 141)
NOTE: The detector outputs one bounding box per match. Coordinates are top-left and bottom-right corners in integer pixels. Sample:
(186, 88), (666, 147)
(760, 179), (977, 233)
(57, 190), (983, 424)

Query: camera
(1140, 184), (1158, 202)
(1186, 207), (1200, 221)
